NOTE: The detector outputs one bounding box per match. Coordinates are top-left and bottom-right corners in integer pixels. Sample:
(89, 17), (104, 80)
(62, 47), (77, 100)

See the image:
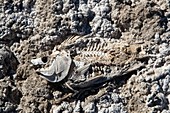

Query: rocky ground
(1, 0), (170, 113)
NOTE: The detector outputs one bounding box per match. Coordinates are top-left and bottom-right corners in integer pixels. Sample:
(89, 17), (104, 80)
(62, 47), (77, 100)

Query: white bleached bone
(31, 57), (47, 65)
(36, 54), (72, 82)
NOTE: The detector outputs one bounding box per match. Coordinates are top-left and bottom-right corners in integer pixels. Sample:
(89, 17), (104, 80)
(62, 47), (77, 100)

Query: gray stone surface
(1, 0), (170, 113)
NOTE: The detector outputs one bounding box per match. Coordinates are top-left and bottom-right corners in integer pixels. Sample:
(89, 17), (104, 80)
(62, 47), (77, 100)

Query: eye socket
(41, 57), (48, 63)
